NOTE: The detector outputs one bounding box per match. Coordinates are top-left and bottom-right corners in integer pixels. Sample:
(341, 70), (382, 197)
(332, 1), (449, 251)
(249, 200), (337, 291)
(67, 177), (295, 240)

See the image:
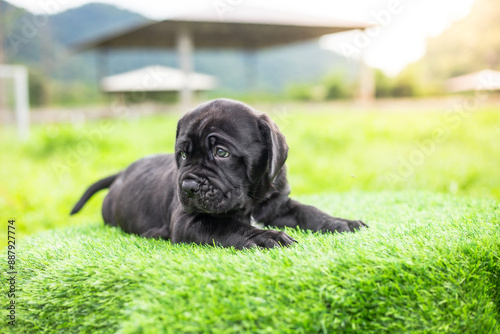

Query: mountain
(102, 41), (355, 93)
(0, 2), (149, 71)
(0, 1), (354, 105)
(48, 3), (149, 46)
(1, 0), (42, 63)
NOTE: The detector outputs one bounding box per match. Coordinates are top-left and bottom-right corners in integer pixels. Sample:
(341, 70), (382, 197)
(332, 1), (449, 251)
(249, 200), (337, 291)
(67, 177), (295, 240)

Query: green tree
(420, 0), (500, 79)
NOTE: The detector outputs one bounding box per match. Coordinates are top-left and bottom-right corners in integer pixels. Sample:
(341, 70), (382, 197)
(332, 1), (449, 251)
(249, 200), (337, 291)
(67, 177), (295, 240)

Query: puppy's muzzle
(181, 179), (200, 198)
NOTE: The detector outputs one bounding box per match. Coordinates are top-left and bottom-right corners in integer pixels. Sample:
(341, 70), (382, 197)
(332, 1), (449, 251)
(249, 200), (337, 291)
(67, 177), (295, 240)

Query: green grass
(1, 105), (500, 248)
(1, 192), (499, 333)
(1, 103), (500, 332)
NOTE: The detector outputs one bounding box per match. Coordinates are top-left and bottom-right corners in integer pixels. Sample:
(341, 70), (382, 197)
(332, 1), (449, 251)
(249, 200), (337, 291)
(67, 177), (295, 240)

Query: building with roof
(74, 7), (372, 106)
(446, 70), (500, 93)
(101, 65), (216, 93)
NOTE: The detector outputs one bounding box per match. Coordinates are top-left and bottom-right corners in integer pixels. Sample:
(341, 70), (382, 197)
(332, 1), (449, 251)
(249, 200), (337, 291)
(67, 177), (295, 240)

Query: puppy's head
(175, 98), (288, 216)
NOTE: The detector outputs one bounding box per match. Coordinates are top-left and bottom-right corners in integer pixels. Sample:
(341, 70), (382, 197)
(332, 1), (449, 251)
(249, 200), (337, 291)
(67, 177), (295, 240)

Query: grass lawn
(1, 102), (500, 332)
(2, 192), (499, 333)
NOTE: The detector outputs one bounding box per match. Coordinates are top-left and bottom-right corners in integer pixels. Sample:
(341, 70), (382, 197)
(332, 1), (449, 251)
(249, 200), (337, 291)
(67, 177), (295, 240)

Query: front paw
(244, 230), (297, 249)
(321, 218), (368, 234)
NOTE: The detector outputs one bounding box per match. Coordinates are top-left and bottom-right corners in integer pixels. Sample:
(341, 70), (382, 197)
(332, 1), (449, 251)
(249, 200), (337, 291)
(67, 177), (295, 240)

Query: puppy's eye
(180, 151), (187, 160)
(215, 147), (230, 158)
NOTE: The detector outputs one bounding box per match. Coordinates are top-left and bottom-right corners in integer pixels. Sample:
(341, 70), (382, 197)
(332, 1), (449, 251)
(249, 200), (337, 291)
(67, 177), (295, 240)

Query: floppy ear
(258, 113), (289, 182)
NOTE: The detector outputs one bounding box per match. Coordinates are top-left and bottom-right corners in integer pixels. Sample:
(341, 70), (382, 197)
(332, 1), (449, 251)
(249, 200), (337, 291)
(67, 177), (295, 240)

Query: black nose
(181, 179), (199, 197)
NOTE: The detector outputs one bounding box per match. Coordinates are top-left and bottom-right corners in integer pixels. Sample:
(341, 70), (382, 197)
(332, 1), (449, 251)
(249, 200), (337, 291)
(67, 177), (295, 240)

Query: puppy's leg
(171, 213), (296, 249)
(253, 194), (367, 234)
(141, 225), (170, 239)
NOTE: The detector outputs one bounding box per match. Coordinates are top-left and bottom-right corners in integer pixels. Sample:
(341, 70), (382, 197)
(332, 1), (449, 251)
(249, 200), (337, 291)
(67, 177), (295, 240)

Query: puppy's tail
(70, 173), (120, 215)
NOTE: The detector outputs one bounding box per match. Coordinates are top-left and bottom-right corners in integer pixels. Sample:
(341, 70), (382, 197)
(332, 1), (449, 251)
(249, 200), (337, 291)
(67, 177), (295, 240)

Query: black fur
(71, 99), (367, 249)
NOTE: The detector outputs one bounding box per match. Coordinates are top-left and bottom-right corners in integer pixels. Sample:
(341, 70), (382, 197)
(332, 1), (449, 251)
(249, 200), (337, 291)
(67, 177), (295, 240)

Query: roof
(100, 65), (217, 92)
(74, 7), (371, 51)
(446, 70), (500, 93)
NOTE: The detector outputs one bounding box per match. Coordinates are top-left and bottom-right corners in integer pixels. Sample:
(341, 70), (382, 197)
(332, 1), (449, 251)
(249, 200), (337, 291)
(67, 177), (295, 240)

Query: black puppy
(71, 99), (366, 249)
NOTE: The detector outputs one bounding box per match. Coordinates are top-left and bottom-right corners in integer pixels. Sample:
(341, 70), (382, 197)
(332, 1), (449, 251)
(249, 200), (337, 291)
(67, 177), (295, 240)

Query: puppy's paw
(321, 218), (368, 234)
(350, 220), (368, 231)
(245, 230), (297, 249)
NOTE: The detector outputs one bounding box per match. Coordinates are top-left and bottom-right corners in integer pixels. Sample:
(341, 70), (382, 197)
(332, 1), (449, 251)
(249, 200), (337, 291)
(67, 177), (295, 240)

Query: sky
(6, 0), (477, 76)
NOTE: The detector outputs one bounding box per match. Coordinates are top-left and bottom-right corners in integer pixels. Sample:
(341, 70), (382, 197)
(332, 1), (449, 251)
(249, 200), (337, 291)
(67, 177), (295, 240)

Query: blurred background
(1, 0), (499, 245)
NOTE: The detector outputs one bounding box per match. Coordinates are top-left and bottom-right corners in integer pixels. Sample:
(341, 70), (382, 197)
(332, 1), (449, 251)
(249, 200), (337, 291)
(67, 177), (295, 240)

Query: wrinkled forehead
(177, 100), (262, 142)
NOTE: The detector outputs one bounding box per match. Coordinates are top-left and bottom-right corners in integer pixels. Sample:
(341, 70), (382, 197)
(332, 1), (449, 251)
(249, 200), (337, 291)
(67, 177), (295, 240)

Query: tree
(420, 0), (500, 79)
(0, 3), (7, 117)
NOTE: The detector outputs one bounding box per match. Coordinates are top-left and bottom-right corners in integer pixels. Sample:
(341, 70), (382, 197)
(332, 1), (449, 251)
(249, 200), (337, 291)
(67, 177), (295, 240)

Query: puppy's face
(175, 99), (288, 216)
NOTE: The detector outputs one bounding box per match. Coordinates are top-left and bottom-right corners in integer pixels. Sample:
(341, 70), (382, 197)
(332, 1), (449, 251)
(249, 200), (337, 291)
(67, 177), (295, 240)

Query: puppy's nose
(181, 179), (200, 197)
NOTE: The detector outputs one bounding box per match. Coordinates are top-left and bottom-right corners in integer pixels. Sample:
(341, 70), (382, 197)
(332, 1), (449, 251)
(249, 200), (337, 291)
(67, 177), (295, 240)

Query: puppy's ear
(174, 115), (188, 168)
(258, 113), (288, 182)
(175, 115), (185, 140)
